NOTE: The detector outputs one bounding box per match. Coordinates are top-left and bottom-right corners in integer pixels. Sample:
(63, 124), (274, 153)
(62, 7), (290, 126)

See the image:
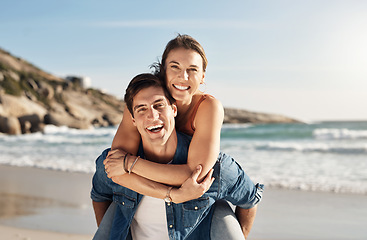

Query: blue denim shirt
(91, 132), (263, 240)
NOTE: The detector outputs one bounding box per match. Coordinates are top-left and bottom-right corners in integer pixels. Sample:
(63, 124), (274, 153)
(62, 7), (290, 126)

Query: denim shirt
(91, 132), (264, 240)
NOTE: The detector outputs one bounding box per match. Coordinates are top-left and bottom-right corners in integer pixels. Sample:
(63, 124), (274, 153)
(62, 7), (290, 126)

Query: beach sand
(0, 165), (366, 240)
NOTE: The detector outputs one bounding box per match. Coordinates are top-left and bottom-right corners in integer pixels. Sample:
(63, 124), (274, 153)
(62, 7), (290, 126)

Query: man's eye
(189, 68), (198, 72)
(137, 108), (147, 113)
(155, 103), (165, 109)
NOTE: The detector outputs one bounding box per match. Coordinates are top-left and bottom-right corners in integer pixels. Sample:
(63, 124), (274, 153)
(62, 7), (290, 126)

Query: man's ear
(172, 104), (177, 117)
(131, 114), (136, 126)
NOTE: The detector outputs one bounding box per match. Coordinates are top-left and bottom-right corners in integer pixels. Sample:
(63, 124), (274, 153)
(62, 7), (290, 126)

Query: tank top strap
(179, 94), (214, 136)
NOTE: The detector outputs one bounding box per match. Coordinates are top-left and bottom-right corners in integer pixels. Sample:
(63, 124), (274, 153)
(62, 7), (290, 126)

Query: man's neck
(141, 131), (178, 164)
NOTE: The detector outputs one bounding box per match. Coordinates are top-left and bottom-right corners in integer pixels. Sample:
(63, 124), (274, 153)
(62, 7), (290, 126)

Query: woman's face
(164, 48), (205, 103)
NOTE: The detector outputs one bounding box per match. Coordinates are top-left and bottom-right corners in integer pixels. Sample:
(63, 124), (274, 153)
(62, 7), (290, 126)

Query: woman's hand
(170, 165), (215, 204)
(104, 149), (128, 178)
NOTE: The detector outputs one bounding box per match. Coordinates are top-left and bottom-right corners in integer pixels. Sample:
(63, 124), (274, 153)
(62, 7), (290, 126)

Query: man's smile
(146, 124), (164, 133)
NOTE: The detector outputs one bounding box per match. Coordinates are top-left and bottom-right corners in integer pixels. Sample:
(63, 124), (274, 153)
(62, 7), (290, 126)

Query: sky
(1, 0), (366, 122)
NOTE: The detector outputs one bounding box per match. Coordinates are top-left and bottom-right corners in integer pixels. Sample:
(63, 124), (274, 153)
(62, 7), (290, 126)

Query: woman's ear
(201, 72), (206, 84)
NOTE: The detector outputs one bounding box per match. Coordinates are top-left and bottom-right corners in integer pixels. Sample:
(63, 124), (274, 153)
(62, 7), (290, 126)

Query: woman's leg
(210, 200), (246, 240)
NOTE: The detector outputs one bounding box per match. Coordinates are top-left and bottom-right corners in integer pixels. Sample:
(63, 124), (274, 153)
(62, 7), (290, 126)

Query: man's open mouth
(146, 124), (164, 133)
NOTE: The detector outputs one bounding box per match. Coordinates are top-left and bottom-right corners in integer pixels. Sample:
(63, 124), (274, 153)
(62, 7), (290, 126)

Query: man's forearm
(235, 205), (257, 239)
(93, 200), (112, 226)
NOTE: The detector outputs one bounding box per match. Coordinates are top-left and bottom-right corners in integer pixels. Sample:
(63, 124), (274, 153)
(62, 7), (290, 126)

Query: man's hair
(152, 34), (208, 78)
(124, 73), (175, 116)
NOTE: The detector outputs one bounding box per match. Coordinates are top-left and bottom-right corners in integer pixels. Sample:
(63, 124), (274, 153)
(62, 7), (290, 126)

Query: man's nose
(147, 108), (159, 119)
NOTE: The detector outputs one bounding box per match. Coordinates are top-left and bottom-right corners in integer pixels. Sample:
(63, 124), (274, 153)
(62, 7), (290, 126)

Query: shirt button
(169, 225), (173, 228)
(167, 203), (171, 206)
(194, 206), (198, 210)
(122, 202), (125, 205)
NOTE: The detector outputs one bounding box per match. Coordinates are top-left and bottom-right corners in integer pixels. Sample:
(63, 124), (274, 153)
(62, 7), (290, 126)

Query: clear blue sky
(1, 0), (366, 122)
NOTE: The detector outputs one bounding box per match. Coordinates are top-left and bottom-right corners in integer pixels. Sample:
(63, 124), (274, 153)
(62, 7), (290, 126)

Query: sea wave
(0, 125), (117, 145)
(1, 122), (367, 195)
(254, 142), (367, 154)
(313, 128), (367, 140)
(264, 179), (367, 194)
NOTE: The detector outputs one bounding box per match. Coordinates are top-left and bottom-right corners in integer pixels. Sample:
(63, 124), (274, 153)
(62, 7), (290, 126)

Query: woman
(104, 34), (260, 239)
(107, 34), (222, 185)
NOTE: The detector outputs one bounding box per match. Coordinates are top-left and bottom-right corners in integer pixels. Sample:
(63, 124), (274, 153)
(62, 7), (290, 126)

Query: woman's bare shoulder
(201, 94), (223, 114)
(195, 94), (224, 125)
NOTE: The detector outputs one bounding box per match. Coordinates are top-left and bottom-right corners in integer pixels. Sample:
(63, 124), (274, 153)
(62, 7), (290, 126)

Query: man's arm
(235, 205), (257, 239)
(92, 201), (112, 227)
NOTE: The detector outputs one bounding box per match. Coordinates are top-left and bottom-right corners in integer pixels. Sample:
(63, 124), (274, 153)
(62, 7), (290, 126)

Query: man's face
(132, 86), (177, 145)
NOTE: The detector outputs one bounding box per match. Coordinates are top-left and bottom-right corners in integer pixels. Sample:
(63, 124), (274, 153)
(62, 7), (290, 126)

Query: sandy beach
(1, 165), (366, 240)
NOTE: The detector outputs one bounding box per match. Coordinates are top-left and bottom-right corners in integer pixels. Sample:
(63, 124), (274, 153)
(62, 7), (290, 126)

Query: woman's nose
(179, 70), (189, 80)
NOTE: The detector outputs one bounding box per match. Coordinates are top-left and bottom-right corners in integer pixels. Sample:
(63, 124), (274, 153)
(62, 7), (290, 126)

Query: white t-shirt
(130, 196), (169, 240)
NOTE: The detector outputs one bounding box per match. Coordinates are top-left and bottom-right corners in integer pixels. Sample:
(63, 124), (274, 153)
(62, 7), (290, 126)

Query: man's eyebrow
(153, 98), (166, 104)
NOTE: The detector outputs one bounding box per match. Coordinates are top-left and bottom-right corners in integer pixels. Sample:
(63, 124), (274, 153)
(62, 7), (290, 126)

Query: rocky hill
(0, 47), (300, 135)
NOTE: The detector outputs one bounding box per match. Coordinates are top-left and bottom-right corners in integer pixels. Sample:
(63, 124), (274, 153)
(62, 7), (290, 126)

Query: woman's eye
(171, 65), (179, 69)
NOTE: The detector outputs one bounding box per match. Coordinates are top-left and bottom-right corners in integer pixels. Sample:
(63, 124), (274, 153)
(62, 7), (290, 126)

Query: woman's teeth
(173, 84), (189, 90)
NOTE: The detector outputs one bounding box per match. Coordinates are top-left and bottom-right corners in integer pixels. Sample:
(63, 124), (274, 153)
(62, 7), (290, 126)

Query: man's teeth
(147, 124), (163, 131)
(173, 84), (189, 90)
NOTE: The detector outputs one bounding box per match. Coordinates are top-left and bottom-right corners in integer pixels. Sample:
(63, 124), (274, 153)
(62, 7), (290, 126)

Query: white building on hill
(65, 75), (91, 89)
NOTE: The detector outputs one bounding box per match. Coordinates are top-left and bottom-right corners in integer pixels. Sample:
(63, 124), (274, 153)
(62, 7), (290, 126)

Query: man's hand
(103, 149), (128, 178)
(170, 165), (215, 204)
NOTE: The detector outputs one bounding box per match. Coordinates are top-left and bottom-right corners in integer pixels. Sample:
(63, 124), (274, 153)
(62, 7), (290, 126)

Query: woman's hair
(124, 73), (175, 116)
(152, 34), (208, 78)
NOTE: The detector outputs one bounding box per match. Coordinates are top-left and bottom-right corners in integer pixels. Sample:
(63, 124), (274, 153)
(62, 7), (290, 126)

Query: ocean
(1, 121), (366, 195)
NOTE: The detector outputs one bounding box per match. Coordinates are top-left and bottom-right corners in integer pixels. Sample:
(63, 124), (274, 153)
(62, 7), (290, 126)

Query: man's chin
(146, 130), (166, 141)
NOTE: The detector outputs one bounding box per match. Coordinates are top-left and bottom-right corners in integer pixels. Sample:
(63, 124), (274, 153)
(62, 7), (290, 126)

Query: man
(91, 73), (263, 240)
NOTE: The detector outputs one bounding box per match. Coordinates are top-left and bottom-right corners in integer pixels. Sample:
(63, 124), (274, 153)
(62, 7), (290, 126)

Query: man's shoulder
(177, 132), (192, 144)
(171, 132), (192, 164)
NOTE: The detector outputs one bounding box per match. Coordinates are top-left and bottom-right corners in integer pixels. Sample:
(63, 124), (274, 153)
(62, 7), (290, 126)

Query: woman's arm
(106, 97), (224, 185)
(111, 165), (214, 204)
(111, 106), (141, 154)
(186, 97), (224, 181)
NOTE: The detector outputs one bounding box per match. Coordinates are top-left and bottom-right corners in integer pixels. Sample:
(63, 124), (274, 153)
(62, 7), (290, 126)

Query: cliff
(0, 47), (300, 135)
(0, 48), (124, 135)
(223, 108), (300, 124)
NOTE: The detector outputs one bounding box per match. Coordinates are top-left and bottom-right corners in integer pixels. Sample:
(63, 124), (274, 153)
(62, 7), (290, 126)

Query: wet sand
(0, 165), (367, 240)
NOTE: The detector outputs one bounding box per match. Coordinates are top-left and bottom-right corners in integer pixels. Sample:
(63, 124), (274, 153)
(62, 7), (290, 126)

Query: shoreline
(1, 165), (367, 239)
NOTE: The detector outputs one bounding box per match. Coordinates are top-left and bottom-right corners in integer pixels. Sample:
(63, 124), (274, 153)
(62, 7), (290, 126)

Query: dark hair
(124, 73), (175, 116)
(152, 34), (208, 79)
